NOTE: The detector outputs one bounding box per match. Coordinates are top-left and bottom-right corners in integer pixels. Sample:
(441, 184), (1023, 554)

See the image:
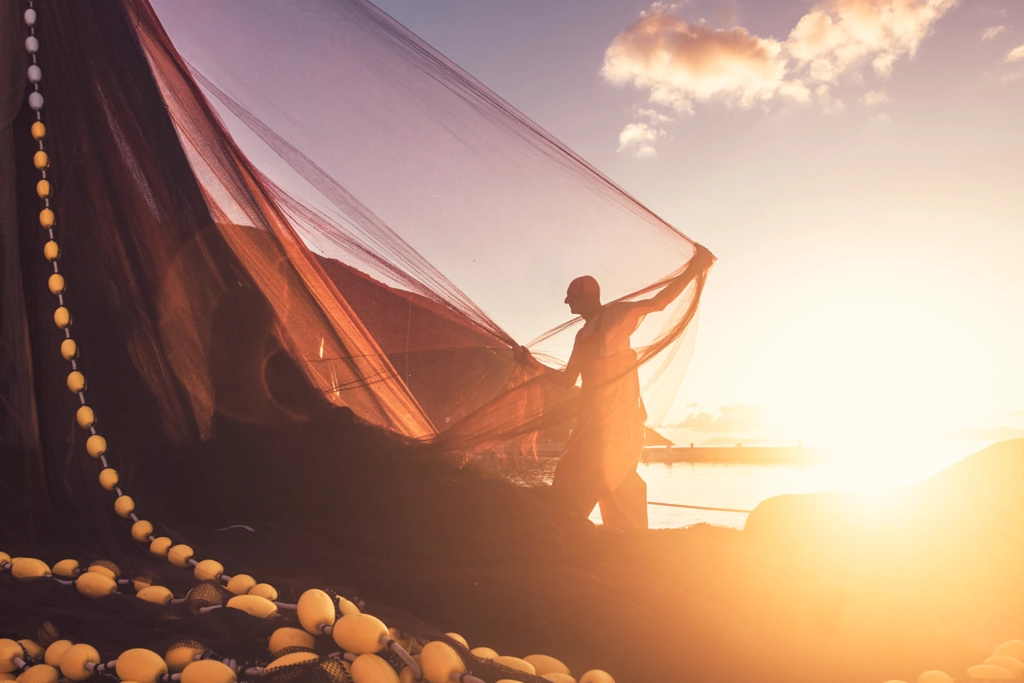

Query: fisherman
(520, 248), (709, 529)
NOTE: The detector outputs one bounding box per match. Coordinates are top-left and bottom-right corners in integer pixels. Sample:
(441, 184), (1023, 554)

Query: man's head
(565, 275), (601, 317)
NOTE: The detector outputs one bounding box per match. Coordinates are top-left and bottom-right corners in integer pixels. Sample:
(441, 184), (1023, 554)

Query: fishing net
(0, 0), (718, 680)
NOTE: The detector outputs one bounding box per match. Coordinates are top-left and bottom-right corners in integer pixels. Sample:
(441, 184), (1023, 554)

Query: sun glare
(751, 282), (993, 491)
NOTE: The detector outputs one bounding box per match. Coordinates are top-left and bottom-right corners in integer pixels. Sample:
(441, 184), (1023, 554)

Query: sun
(750, 280), (994, 491)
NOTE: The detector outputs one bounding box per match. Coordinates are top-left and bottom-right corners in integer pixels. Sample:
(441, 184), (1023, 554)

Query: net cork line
(1, 4), (612, 683)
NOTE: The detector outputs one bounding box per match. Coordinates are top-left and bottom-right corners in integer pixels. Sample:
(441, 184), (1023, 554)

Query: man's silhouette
(535, 263), (702, 529)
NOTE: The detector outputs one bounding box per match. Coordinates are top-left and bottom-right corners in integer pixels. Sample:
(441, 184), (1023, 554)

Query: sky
(368, 0), (1024, 469)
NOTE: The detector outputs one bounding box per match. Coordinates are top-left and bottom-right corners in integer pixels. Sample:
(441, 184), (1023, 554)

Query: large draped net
(0, 0), (716, 680)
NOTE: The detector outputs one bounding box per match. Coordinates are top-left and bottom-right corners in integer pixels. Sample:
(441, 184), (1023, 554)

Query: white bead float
(3, 6), (615, 683)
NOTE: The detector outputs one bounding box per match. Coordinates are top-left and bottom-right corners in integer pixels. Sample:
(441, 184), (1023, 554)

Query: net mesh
(0, 0), (723, 680)
(135, 0), (713, 455)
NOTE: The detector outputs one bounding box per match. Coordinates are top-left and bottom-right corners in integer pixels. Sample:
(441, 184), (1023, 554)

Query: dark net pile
(0, 0), (724, 681)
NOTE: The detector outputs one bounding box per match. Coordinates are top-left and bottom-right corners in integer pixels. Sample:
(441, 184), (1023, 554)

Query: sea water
(590, 462), (833, 529)
(594, 440), (995, 529)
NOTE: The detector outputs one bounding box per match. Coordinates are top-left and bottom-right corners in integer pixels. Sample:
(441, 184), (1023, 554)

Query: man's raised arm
(630, 243), (714, 317)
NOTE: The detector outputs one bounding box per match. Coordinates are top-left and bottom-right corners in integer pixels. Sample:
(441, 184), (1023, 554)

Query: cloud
(602, 3), (793, 114)
(1007, 44), (1024, 63)
(617, 121), (665, 157)
(678, 404), (769, 432)
(982, 25), (1006, 41)
(786, 0), (958, 82)
(869, 112), (892, 123)
(862, 89), (890, 105)
(603, 0), (956, 150)
(638, 107), (673, 123)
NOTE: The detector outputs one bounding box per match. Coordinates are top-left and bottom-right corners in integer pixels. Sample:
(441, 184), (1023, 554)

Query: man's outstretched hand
(512, 344), (545, 371)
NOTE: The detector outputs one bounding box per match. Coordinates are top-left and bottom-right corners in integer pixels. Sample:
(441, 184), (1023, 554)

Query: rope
(648, 500), (753, 514)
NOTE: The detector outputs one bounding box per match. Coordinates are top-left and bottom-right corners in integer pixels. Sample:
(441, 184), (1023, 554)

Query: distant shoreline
(641, 445), (829, 466)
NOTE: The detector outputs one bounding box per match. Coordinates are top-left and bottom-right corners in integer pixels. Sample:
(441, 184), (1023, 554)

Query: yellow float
(493, 656), (535, 675)
(984, 656), (1024, 679)
(994, 642), (1024, 663)
(265, 652), (318, 671)
(338, 597), (361, 616)
(98, 469), (118, 492)
(15, 664), (58, 683)
(268, 628), (315, 656)
(180, 660), (236, 683)
(164, 641), (205, 673)
(43, 641), (72, 668)
(526, 654), (571, 676)
(225, 595), (277, 618)
(136, 586), (173, 605)
(149, 537), (172, 557)
(53, 307), (70, 329)
(114, 495), (135, 518)
(225, 574), (256, 596)
(0, 639), (20, 673)
(445, 633), (467, 648)
(966, 664), (1013, 680)
(85, 435), (106, 457)
(419, 641), (464, 683)
(75, 406), (94, 428)
(248, 583), (277, 600)
(331, 614), (388, 655)
(58, 644), (100, 681)
(17, 641), (43, 661)
(115, 648), (167, 683)
(51, 559), (79, 578)
(66, 371), (85, 394)
(167, 544), (194, 567)
(297, 589), (336, 635)
(541, 674), (576, 683)
(11, 558), (50, 579)
(193, 559), (223, 582)
(398, 656), (422, 683)
(350, 653), (399, 683)
(916, 672), (953, 683)
(86, 561), (118, 579)
(131, 520), (153, 543)
(59, 338), (77, 359)
(75, 571), (117, 598)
